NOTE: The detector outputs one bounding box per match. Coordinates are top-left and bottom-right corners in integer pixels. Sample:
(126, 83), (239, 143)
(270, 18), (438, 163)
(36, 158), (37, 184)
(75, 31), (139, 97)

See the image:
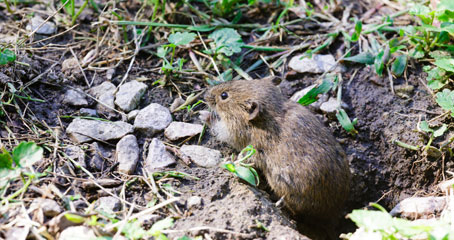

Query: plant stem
(1, 176), (33, 204)
(4, 0), (13, 14)
(71, 0), (88, 25)
(393, 139), (420, 151)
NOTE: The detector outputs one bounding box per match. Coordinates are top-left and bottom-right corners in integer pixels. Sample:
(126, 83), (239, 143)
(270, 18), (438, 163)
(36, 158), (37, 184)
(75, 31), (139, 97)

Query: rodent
(203, 76), (351, 220)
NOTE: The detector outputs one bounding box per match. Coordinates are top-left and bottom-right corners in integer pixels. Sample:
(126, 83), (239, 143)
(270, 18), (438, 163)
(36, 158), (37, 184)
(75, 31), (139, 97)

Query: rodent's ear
(247, 101), (260, 121)
(262, 75), (282, 86)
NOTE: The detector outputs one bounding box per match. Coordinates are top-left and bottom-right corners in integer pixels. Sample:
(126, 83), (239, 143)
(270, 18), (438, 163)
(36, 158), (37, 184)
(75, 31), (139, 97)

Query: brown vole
(203, 77), (351, 220)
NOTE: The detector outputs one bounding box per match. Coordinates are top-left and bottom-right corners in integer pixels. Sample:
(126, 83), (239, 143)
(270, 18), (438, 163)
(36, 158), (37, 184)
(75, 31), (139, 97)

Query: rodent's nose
(204, 90), (215, 105)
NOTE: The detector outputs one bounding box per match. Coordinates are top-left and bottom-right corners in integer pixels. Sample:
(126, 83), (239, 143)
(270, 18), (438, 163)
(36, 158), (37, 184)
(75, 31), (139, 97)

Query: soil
(1, 1), (453, 240)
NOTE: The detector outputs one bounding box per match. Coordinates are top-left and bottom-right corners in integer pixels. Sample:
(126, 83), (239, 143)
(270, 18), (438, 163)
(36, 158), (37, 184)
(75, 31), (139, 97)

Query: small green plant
(204, 0), (255, 17)
(0, 48), (16, 65)
(0, 141), (44, 204)
(61, 0), (90, 25)
(222, 145), (259, 186)
(157, 31), (196, 77)
(343, 203), (454, 240)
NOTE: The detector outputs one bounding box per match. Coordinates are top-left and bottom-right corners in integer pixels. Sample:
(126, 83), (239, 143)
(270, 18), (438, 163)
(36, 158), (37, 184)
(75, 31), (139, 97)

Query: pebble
(144, 138), (176, 170)
(79, 108), (97, 117)
(88, 82), (116, 114)
(59, 226), (96, 240)
(127, 110), (139, 121)
(65, 145), (86, 168)
(164, 122), (204, 141)
(26, 16), (56, 35)
(320, 97), (340, 114)
(63, 89), (88, 107)
(88, 142), (111, 171)
(95, 196), (121, 214)
(116, 135), (139, 174)
(61, 57), (79, 74)
(390, 196), (447, 218)
(115, 80), (148, 112)
(66, 119), (133, 143)
(180, 145), (221, 168)
(5, 227), (29, 240)
(289, 54), (338, 73)
(29, 198), (63, 217)
(186, 196), (202, 209)
(0, 72), (11, 85)
(134, 103), (172, 136)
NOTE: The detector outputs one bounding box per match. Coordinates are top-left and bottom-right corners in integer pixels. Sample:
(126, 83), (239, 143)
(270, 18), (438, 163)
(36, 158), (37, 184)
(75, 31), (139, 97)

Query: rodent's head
(204, 76), (285, 124)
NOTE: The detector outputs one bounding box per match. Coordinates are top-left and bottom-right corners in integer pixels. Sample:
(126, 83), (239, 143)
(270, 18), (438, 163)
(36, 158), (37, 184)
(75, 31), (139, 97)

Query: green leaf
(419, 120), (432, 133)
(149, 217), (174, 236)
(434, 58), (454, 72)
(409, 4), (431, 16)
(409, 47), (425, 59)
(355, 20), (362, 34)
(168, 32), (196, 46)
(156, 46), (168, 59)
(429, 51), (452, 60)
(348, 210), (393, 231)
(298, 79), (332, 106)
(222, 162), (236, 173)
(123, 220), (147, 239)
(0, 149), (13, 170)
(64, 213), (86, 224)
(0, 49), (16, 65)
(435, 89), (454, 117)
(436, 0), (454, 21)
(343, 52), (375, 65)
(391, 55), (407, 77)
(425, 66), (448, 90)
(434, 124), (448, 138)
(234, 165), (257, 186)
(336, 108), (358, 135)
(208, 28), (244, 56)
(187, 25), (216, 32)
(374, 49), (385, 76)
(12, 142), (43, 168)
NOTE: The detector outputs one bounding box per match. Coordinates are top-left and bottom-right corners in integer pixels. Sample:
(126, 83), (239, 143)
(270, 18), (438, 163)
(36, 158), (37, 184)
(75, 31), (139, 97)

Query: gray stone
(164, 122), (204, 141)
(116, 135), (139, 174)
(95, 196), (121, 214)
(390, 196), (447, 218)
(145, 138), (176, 170)
(30, 198), (63, 217)
(59, 226), (96, 240)
(63, 89), (88, 107)
(89, 82), (116, 114)
(134, 103), (172, 136)
(0, 72), (11, 85)
(106, 68), (115, 80)
(127, 110), (139, 121)
(186, 196), (202, 209)
(88, 142), (112, 171)
(289, 54), (338, 73)
(61, 58), (79, 74)
(79, 108), (97, 117)
(5, 227), (29, 240)
(65, 145), (86, 168)
(180, 145), (221, 168)
(89, 82), (116, 98)
(66, 119), (133, 143)
(115, 80), (148, 112)
(320, 97), (340, 114)
(26, 16), (56, 35)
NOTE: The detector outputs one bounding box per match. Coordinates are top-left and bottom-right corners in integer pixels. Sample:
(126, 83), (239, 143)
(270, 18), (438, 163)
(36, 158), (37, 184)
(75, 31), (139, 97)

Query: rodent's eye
(220, 92), (228, 100)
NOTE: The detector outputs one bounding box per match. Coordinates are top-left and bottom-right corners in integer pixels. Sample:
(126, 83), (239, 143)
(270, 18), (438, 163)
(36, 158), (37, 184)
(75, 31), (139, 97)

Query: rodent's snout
(203, 89), (215, 106)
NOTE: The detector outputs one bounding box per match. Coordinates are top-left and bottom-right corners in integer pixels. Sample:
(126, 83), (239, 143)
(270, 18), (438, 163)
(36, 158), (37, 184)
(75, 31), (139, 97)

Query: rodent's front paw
(199, 110), (211, 125)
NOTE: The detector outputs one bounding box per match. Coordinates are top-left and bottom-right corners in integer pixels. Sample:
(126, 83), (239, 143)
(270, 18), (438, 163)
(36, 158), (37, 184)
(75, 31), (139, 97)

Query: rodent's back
(263, 101), (350, 217)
